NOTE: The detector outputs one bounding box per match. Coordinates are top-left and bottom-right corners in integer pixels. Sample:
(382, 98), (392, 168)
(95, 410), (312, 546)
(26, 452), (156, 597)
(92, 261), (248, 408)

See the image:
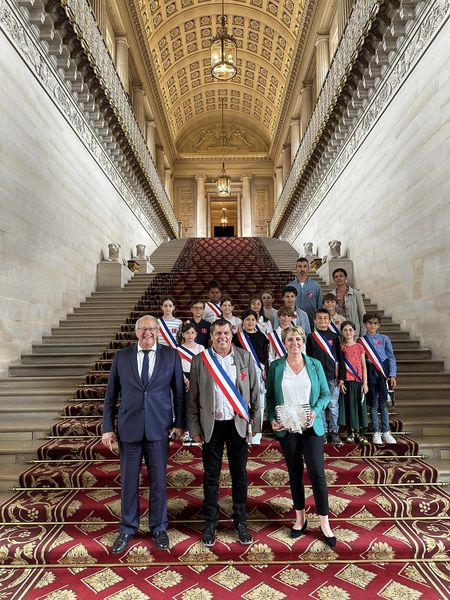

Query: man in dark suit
(102, 315), (185, 553)
(187, 319), (260, 547)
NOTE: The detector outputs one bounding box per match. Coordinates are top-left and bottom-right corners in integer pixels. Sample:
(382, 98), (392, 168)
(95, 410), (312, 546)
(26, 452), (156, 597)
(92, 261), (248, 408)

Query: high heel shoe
(320, 527), (336, 548)
(290, 520), (308, 539)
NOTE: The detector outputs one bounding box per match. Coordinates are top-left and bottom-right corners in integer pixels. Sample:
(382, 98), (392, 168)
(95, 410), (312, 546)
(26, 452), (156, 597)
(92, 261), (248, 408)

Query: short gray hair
(135, 315), (159, 332)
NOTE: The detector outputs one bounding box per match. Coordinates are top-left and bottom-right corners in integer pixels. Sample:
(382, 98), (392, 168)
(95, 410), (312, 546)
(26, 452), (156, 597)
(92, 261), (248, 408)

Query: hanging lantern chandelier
(210, 0), (237, 81)
(216, 99), (231, 197)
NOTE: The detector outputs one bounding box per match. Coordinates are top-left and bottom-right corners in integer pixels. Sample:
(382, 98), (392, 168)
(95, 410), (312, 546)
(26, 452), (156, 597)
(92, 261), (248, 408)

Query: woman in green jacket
(266, 326), (336, 547)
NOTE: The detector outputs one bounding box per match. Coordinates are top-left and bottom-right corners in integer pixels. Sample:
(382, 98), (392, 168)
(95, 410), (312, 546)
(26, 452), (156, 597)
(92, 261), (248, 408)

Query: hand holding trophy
(275, 404), (312, 433)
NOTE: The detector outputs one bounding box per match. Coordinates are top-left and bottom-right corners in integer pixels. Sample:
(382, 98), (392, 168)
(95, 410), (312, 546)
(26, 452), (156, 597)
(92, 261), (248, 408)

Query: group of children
(153, 282), (397, 446)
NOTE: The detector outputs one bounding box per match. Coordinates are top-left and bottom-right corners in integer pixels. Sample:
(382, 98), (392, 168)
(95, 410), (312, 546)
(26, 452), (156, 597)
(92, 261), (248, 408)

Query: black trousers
(202, 419), (248, 525)
(279, 430), (329, 515)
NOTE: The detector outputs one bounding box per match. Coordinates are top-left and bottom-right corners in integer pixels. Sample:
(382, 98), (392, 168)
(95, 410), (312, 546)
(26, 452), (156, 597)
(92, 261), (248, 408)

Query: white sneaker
(383, 431), (396, 444)
(372, 432), (383, 445)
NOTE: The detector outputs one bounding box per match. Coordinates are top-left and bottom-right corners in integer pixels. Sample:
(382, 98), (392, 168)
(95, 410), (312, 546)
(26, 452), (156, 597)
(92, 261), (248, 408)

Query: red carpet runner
(1, 238), (449, 599)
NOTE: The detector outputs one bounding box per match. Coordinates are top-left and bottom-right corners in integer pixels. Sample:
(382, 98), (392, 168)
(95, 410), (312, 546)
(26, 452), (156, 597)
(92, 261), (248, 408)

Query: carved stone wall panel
(252, 182), (272, 236)
(174, 179), (196, 238)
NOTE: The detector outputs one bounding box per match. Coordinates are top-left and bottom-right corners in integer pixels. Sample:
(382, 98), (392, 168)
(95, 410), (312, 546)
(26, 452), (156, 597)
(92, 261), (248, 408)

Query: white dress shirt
(137, 343), (157, 382)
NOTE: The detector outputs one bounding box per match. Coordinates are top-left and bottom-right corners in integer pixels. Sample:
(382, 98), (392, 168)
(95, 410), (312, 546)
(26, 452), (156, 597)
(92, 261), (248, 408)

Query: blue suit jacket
(266, 354), (331, 437)
(102, 344), (185, 442)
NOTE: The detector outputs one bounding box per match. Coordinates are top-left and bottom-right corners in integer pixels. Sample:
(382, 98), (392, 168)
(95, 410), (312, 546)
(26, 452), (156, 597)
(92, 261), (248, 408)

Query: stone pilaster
(195, 174), (207, 238)
(132, 84), (145, 135)
(315, 34), (330, 93)
(146, 120), (156, 163)
(290, 118), (301, 164)
(282, 145), (291, 185)
(241, 174), (253, 237)
(300, 81), (312, 137)
(115, 36), (129, 94)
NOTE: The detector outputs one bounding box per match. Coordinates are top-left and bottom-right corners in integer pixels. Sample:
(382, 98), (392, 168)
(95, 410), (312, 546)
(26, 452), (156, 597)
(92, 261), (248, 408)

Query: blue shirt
(363, 333), (397, 377)
(287, 277), (323, 324)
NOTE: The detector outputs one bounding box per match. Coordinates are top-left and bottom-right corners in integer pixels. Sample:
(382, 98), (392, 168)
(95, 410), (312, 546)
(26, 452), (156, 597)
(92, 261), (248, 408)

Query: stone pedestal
(317, 258), (354, 287)
(132, 259), (154, 274)
(97, 261), (133, 289)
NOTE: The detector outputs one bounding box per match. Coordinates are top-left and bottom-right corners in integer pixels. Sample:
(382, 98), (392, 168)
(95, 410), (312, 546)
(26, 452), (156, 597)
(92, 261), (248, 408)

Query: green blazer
(266, 354), (331, 437)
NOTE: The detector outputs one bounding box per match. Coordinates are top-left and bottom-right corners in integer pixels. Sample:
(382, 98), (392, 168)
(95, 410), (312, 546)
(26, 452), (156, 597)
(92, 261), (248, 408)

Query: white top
(181, 343), (205, 373)
(281, 362), (311, 412)
(137, 343), (157, 381)
(225, 315), (242, 334)
(203, 302), (222, 323)
(212, 349), (237, 421)
(257, 316), (273, 335)
(263, 307), (278, 328)
(157, 317), (182, 346)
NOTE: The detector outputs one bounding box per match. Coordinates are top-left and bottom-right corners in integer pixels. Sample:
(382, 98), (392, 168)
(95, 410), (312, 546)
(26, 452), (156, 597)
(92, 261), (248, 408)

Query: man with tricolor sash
(306, 309), (345, 445)
(359, 312), (397, 445)
(187, 319), (260, 548)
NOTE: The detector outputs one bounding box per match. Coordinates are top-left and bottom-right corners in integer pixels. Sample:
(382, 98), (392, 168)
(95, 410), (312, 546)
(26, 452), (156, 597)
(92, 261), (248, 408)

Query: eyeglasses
(137, 326), (158, 332)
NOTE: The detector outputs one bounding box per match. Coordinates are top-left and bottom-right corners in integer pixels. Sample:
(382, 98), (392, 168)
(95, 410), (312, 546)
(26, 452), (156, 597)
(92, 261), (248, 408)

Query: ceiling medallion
(210, 0), (237, 81)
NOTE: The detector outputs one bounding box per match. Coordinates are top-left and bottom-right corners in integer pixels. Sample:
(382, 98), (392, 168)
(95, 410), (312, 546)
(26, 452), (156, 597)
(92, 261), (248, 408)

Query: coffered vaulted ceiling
(132, 0), (309, 157)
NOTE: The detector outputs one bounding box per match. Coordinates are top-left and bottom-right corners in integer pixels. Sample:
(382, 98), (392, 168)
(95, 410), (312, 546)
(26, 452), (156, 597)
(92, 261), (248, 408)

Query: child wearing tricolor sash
(323, 293), (346, 334)
(268, 306), (294, 364)
(360, 313), (397, 445)
(178, 323), (205, 442)
(306, 309), (345, 445)
(250, 295), (273, 336)
(338, 321), (369, 444)
(157, 296), (182, 347)
(232, 310), (269, 444)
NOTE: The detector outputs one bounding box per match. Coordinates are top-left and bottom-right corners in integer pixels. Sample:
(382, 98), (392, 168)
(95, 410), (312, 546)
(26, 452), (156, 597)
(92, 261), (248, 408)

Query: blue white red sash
(343, 356), (362, 382)
(311, 331), (337, 364)
(206, 302), (223, 318)
(159, 318), (178, 349)
(329, 321), (340, 335)
(200, 348), (249, 421)
(177, 345), (195, 363)
(236, 331), (263, 370)
(358, 336), (387, 379)
(267, 329), (286, 358)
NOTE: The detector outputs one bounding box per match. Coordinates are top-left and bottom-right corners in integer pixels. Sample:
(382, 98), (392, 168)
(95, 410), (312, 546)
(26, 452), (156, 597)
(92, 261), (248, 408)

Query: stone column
(275, 167), (283, 203)
(91, 0), (105, 35)
(337, 0), (353, 39)
(164, 169), (173, 205)
(195, 174), (207, 238)
(132, 84), (145, 135)
(282, 145), (291, 186)
(290, 118), (301, 164)
(146, 120), (156, 163)
(115, 36), (129, 94)
(315, 34), (330, 93)
(300, 81), (312, 137)
(241, 174), (252, 237)
(156, 146), (165, 181)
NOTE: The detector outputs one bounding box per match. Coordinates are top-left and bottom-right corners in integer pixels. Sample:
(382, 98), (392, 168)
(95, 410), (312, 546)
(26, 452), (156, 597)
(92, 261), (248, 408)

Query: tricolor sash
(268, 329), (286, 358)
(200, 348), (249, 421)
(359, 336), (388, 379)
(177, 345), (195, 363)
(159, 318), (178, 349)
(311, 331), (337, 364)
(236, 331), (264, 371)
(329, 321), (340, 335)
(343, 356), (362, 382)
(206, 302), (223, 318)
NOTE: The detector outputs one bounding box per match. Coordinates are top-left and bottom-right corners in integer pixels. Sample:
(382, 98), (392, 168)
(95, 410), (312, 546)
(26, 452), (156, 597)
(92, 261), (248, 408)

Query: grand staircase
(0, 237), (449, 599)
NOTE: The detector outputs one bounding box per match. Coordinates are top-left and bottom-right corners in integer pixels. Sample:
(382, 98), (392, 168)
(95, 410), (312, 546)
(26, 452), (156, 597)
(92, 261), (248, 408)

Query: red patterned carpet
(1, 238), (449, 599)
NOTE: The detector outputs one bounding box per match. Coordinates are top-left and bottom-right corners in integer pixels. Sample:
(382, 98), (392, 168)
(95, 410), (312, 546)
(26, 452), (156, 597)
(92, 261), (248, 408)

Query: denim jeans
(368, 398), (390, 433)
(322, 380), (340, 434)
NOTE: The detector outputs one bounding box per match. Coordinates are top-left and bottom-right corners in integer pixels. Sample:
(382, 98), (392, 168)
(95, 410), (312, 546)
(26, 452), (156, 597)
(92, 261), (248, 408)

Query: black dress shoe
(202, 523), (217, 547)
(290, 520), (308, 539)
(320, 527), (336, 548)
(152, 530), (170, 549)
(234, 522), (253, 545)
(111, 533), (133, 554)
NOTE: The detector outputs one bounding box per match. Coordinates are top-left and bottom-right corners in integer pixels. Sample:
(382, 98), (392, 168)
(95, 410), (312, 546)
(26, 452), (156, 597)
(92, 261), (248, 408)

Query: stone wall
(289, 19), (450, 366)
(0, 33), (157, 375)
